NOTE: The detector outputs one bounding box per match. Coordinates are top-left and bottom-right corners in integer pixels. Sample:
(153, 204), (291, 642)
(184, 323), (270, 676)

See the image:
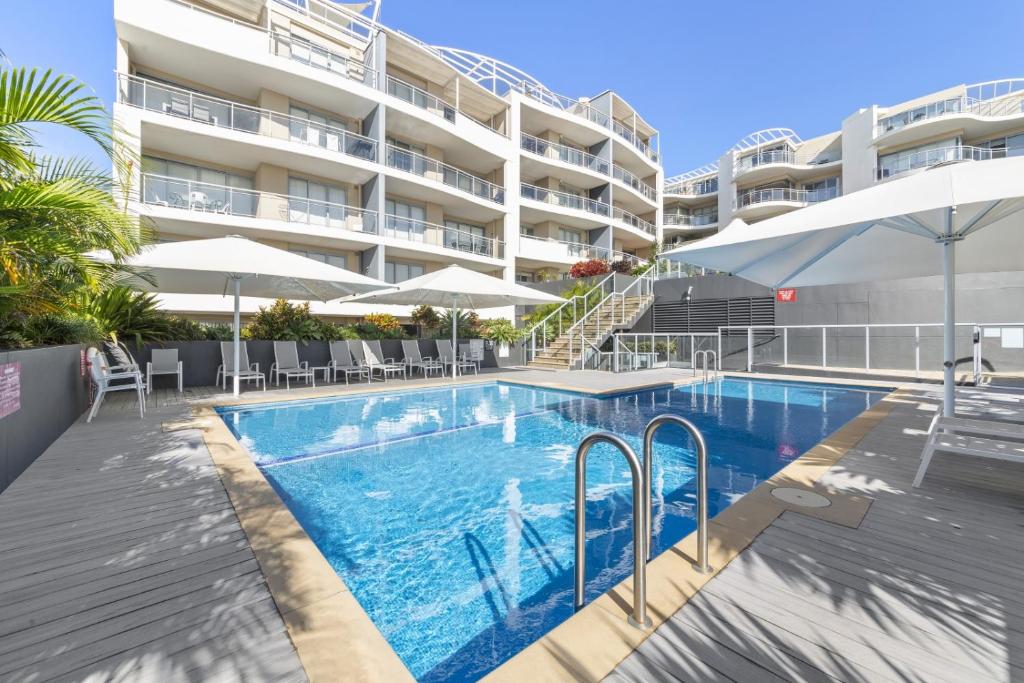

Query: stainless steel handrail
(574, 432), (651, 629)
(642, 415), (712, 573)
(693, 349), (718, 382)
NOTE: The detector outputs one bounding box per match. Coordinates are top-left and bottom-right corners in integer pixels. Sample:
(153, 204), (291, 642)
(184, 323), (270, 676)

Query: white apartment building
(664, 80), (1024, 246)
(113, 0), (662, 320)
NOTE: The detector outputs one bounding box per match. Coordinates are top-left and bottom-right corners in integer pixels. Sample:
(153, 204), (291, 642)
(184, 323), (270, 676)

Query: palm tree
(0, 66), (145, 316)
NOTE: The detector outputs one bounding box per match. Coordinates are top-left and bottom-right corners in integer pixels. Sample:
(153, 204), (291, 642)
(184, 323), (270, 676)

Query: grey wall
(640, 271), (1024, 374)
(0, 345), (89, 494)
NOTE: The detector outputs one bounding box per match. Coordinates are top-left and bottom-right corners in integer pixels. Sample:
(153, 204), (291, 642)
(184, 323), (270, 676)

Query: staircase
(528, 295), (653, 369)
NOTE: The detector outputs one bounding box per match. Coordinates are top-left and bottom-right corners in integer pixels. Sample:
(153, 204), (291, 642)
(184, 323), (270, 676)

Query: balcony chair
(147, 348), (183, 394)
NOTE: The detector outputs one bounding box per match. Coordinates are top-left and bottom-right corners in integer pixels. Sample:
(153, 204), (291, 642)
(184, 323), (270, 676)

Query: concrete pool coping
(182, 371), (905, 682)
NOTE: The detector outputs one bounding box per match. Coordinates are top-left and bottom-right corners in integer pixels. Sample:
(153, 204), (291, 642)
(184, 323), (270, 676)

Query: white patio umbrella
(346, 264), (564, 377)
(90, 235), (390, 396)
(662, 156), (1024, 416)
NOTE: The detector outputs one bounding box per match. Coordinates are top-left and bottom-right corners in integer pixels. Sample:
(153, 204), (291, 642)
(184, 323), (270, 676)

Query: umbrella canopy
(90, 235), (390, 395)
(348, 265), (564, 377)
(663, 157), (1024, 415)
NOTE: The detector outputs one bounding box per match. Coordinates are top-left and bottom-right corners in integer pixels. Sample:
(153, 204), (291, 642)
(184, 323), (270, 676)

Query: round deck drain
(771, 487), (832, 508)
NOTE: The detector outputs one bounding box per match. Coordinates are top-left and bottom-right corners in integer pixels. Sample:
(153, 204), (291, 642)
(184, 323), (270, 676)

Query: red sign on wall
(776, 288), (798, 303)
(0, 361), (20, 419)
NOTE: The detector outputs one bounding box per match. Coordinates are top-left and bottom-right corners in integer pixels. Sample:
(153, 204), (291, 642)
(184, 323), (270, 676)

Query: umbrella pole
(451, 296), (458, 381)
(233, 277), (241, 398)
(942, 228), (956, 417)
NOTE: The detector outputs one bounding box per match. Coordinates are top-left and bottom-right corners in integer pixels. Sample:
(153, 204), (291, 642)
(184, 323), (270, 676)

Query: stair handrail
(525, 272), (616, 362)
(565, 272), (655, 367)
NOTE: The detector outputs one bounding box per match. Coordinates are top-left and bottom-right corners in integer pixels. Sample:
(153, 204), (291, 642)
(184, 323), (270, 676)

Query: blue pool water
(219, 379), (887, 681)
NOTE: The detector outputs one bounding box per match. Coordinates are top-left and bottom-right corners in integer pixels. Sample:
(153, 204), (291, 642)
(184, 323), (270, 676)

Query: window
(385, 199), (426, 241)
(558, 227), (583, 244)
(385, 261), (425, 284)
(290, 247), (347, 270)
(444, 219), (487, 255)
(288, 177), (348, 227)
(802, 177), (839, 201)
(141, 156), (255, 215)
(877, 137), (958, 179)
(520, 225), (536, 236)
(289, 106), (349, 151)
(386, 137), (427, 174)
(516, 272), (533, 284)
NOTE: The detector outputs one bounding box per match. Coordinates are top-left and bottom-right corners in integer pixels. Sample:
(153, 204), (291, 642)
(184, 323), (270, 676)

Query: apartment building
(113, 0), (662, 319)
(664, 80), (1024, 246)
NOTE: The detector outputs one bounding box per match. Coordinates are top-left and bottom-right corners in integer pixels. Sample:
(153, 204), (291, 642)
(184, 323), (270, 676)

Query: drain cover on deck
(771, 487), (832, 508)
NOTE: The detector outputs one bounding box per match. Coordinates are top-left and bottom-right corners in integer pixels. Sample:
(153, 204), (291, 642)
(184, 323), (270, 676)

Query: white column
(232, 277), (241, 397)
(942, 230), (956, 417)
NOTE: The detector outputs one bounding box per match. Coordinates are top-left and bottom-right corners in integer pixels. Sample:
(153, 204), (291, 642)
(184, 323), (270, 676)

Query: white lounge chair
(271, 341), (314, 389)
(147, 348), (183, 394)
(358, 341), (406, 382)
(216, 341), (265, 391)
(402, 340), (444, 377)
(437, 340), (477, 376)
(86, 346), (146, 422)
(913, 413), (1024, 487)
(329, 341), (369, 384)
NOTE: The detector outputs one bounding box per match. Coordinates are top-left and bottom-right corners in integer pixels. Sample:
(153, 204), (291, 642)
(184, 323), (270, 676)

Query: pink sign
(0, 361), (20, 419)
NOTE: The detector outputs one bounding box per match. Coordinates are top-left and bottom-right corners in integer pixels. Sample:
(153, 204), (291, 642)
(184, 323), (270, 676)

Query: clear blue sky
(4, 0), (1024, 174)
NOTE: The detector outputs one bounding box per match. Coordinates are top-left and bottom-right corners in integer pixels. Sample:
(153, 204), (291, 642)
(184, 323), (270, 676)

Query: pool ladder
(693, 350), (719, 383)
(574, 415), (712, 630)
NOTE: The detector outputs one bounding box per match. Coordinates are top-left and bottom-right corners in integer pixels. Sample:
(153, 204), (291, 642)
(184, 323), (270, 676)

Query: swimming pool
(219, 378), (887, 681)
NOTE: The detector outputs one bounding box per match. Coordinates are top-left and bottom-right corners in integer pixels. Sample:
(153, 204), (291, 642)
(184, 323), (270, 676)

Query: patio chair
(146, 348), (183, 394)
(329, 340), (369, 384)
(216, 341), (265, 391)
(402, 340), (444, 377)
(271, 341), (315, 389)
(437, 340), (477, 376)
(86, 346), (146, 423)
(913, 413), (1024, 487)
(359, 340), (406, 382)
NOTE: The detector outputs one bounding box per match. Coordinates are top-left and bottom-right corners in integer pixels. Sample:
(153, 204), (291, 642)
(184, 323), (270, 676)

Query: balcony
(520, 133), (609, 176)
(385, 145), (504, 204)
(664, 213), (717, 230)
(734, 149), (796, 173)
(117, 73), (377, 162)
(386, 75), (504, 137)
(519, 183), (610, 217)
(734, 185), (839, 211)
(140, 172), (378, 234)
(611, 163), (657, 202)
(269, 30), (377, 88)
(875, 144), (1021, 182)
(876, 92), (1024, 138)
(611, 119), (659, 164)
(383, 215), (503, 259)
(664, 176), (718, 197)
(517, 234), (646, 266)
(612, 207), (656, 237)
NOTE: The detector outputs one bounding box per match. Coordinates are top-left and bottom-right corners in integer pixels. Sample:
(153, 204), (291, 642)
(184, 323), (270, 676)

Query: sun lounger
(913, 413), (1024, 487)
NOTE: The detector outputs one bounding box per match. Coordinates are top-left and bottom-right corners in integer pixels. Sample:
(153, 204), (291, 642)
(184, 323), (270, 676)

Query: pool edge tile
(193, 405), (416, 683)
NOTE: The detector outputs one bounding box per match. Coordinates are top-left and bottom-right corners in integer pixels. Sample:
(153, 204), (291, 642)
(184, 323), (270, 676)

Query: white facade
(664, 80), (1024, 245)
(113, 0), (662, 319)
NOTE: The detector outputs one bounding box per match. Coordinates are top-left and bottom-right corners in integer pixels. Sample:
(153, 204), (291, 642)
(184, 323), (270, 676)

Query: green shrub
(0, 313), (104, 349)
(478, 318), (521, 345)
(78, 286), (175, 345)
(243, 299), (324, 343)
(437, 309), (480, 338)
(410, 304), (440, 336)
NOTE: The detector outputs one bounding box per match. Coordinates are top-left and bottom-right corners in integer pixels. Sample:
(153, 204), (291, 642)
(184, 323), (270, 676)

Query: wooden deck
(609, 385), (1024, 683)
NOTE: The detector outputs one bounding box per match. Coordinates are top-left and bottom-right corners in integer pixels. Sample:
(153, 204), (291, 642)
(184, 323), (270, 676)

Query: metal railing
(520, 132), (609, 175)
(117, 73), (378, 162)
(694, 350), (719, 383)
(612, 207), (656, 236)
(734, 185), (838, 209)
(525, 272), (617, 362)
(386, 145), (504, 204)
(383, 214), (503, 258)
(876, 92), (1024, 137)
(611, 333), (720, 372)
(166, 0), (262, 28)
(650, 260), (714, 279)
(387, 75), (455, 122)
(569, 273), (655, 369)
(139, 173), (378, 233)
(717, 322), (1024, 384)
(643, 415), (711, 572)
(612, 164), (658, 201)
(664, 177), (718, 196)
(875, 144), (1022, 182)
(517, 234), (644, 266)
(269, 30), (377, 87)
(734, 148), (796, 173)
(664, 213), (717, 228)
(272, 0), (376, 44)
(520, 183), (610, 217)
(574, 432), (651, 628)
(612, 119), (659, 163)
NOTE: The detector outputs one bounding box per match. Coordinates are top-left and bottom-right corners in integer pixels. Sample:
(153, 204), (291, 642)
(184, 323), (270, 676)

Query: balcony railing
(270, 30), (377, 88)
(272, 0), (376, 44)
(387, 75), (455, 122)
(140, 173), (378, 233)
(664, 178), (718, 196)
(612, 207), (656, 236)
(518, 234), (644, 266)
(611, 164), (657, 201)
(734, 149), (797, 174)
(519, 183), (610, 217)
(117, 74), (378, 162)
(734, 185), (839, 209)
(384, 215), (503, 258)
(875, 144), (1021, 182)
(385, 145), (505, 204)
(876, 93), (1024, 137)
(520, 133), (609, 175)
(612, 119), (659, 163)
(664, 213), (717, 228)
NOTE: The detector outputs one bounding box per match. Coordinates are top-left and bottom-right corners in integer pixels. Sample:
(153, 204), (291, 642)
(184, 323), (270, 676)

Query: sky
(4, 0), (1024, 175)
